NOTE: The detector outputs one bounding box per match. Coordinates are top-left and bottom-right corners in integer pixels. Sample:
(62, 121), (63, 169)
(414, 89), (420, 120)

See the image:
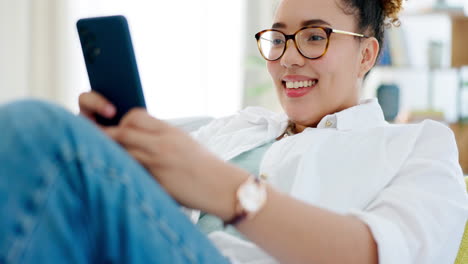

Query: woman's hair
(340, 0), (405, 55)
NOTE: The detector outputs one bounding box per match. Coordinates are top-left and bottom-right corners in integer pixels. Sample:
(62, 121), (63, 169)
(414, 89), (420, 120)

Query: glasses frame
(254, 26), (369, 61)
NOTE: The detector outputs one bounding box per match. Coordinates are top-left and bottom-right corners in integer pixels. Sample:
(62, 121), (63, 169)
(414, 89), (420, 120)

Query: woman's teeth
(285, 80), (317, 89)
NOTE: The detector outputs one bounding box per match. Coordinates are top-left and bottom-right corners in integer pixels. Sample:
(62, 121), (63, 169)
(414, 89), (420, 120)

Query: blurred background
(1, 0), (468, 170)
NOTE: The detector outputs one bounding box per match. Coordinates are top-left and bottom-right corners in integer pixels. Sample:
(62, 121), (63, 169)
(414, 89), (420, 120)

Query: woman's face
(267, 0), (376, 131)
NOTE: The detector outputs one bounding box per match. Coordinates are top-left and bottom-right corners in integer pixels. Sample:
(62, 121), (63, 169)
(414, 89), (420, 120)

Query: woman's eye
(272, 39), (285, 45)
(308, 35), (325, 41)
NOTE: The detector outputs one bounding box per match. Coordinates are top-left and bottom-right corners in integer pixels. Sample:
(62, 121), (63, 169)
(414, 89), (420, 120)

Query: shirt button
(325, 120), (333, 127)
(259, 174), (269, 180)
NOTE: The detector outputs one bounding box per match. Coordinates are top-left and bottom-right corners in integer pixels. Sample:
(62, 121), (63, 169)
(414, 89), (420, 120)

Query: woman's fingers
(78, 91), (116, 119)
(120, 108), (170, 133)
(102, 126), (119, 138)
(126, 147), (153, 169)
(107, 126), (159, 154)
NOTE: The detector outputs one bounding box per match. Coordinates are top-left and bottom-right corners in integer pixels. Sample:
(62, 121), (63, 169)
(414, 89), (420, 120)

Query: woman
(0, 0), (467, 263)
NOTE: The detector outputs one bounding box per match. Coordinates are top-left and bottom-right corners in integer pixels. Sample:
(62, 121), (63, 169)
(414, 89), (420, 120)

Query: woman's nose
(280, 39), (306, 68)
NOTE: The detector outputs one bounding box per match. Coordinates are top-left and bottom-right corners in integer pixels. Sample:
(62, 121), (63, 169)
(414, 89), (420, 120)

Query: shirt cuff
(348, 209), (412, 264)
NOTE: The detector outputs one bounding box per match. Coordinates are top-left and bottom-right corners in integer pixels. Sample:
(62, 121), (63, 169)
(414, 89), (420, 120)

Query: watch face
(238, 180), (267, 212)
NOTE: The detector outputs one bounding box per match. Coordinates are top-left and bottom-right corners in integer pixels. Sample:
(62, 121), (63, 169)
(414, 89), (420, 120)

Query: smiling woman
(264, 0), (389, 132)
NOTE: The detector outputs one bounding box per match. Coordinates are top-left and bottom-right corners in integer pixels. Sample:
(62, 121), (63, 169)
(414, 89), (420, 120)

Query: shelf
(402, 6), (465, 18)
(452, 16), (468, 68)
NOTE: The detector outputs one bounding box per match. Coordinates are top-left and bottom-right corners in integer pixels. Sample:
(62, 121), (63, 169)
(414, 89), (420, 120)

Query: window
(72, 0), (245, 118)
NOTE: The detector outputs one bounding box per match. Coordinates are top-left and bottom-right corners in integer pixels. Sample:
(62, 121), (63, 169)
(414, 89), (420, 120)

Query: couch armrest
(166, 116), (214, 133)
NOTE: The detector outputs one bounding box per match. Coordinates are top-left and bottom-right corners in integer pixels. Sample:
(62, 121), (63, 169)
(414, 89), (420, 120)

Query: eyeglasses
(255, 26), (369, 61)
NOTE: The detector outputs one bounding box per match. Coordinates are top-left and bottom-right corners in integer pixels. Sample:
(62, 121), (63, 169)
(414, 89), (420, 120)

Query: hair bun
(381, 0), (405, 26)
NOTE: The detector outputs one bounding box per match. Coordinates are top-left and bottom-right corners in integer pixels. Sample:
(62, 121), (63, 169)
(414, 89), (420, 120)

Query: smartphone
(77, 15), (146, 126)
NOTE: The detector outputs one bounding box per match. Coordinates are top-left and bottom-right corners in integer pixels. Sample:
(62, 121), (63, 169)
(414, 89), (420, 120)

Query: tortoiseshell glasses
(255, 26), (369, 61)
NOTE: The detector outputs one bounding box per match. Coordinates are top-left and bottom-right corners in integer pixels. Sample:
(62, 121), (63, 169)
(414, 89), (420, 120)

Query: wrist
(217, 165), (250, 221)
(198, 158), (249, 221)
(223, 176), (268, 227)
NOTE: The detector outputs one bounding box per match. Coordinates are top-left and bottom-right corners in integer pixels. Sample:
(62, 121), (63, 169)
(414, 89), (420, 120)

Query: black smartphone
(77, 15), (146, 126)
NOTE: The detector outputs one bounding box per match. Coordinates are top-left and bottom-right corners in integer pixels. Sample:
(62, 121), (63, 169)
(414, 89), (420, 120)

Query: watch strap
(223, 210), (248, 227)
(223, 176), (266, 227)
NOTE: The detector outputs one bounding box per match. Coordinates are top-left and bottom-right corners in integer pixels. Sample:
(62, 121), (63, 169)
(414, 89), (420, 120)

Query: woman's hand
(78, 91), (116, 126)
(105, 108), (247, 219)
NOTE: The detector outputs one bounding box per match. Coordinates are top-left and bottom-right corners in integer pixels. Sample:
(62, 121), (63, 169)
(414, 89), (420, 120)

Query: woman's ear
(358, 37), (380, 78)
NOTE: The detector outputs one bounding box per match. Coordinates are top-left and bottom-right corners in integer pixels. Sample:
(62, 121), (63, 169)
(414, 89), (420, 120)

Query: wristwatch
(224, 176), (267, 227)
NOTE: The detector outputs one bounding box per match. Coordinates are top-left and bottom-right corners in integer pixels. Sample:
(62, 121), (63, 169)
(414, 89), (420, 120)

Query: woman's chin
(284, 108), (321, 128)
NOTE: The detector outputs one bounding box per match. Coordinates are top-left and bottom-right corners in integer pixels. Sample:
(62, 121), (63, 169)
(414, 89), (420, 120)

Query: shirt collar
(315, 98), (387, 131)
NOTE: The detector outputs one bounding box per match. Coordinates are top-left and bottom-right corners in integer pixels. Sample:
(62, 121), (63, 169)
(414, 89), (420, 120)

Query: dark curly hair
(340, 0), (404, 57)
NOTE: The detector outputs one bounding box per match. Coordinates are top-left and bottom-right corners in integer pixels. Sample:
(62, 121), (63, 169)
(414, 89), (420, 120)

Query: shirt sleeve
(349, 120), (468, 264)
(189, 114), (234, 144)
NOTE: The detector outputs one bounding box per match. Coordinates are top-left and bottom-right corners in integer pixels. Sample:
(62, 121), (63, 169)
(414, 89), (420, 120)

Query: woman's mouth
(282, 79), (318, 98)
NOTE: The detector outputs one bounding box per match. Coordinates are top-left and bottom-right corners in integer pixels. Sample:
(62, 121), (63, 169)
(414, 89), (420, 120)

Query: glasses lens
(258, 31), (285, 61)
(296, 28), (328, 59)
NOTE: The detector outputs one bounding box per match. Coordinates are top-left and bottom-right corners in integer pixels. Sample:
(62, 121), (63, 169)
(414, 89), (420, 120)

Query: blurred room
(1, 0), (468, 170)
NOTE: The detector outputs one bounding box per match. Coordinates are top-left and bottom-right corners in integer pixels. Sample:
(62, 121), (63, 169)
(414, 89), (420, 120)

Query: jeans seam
(7, 155), (62, 263)
(77, 151), (199, 263)
(4, 107), (62, 264)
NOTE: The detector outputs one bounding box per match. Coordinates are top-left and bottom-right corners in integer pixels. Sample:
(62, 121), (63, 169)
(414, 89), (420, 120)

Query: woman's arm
(213, 163), (378, 264)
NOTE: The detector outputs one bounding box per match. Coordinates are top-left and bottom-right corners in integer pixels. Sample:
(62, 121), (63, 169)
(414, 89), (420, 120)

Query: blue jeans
(0, 100), (229, 264)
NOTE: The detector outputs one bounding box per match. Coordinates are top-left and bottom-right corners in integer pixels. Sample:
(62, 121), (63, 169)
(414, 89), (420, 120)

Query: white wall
(0, 0), (85, 108)
(0, 0), (30, 104)
(0, 0), (246, 119)
(70, 0), (246, 118)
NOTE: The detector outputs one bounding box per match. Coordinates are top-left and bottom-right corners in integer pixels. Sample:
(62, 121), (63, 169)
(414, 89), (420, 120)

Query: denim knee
(0, 99), (100, 151)
(0, 99), (77, 135)
(0, 100), (95, 264)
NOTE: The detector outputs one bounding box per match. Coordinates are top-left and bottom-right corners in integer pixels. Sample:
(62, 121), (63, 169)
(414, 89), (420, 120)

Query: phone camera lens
(93, 48), (101, 56)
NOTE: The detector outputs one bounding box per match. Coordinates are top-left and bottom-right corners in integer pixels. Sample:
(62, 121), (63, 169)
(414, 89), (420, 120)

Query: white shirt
(191, 98), (468, 264)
